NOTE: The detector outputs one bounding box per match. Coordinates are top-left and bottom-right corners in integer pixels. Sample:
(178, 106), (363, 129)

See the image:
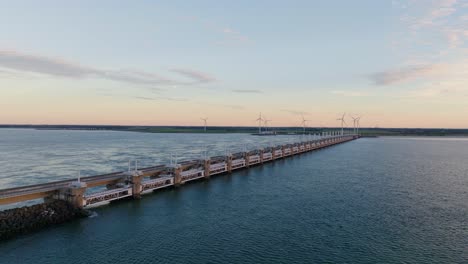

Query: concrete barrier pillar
(226, 155), (233, 173)
(60, 183), (87, 209)
(173, 165), (182, 187)
(70, 186), (86, 208)
(131, 175), (143, 199)
(244, 152), (250, 168)
(204, 159), (211, 179)
(259, 149), (264, 163)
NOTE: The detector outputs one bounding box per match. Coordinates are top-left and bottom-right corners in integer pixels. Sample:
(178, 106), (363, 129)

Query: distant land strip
(1, 125), (468, 136)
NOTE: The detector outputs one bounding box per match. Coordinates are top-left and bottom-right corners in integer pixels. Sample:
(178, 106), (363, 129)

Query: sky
(1, 0), (468, 128)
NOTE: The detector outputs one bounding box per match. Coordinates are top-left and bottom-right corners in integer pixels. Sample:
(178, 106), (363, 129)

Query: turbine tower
(300, 113), (309, 134)
(256, 112), (264, 134)
(356, 116), (362, 135)
(337, 113), (347, 135)
(263, 116), (272, 132)
(350, 115), (358, 135)
(200, 117), (208, 132)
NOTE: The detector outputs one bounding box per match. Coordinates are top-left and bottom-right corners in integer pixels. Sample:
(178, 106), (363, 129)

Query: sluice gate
(0, 135), (359, 209)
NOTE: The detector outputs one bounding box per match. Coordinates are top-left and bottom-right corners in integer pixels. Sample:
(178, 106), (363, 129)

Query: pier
(0, 134), (359, 209)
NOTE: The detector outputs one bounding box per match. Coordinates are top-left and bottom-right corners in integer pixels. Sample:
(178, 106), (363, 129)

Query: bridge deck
(0, 135), (358, 206)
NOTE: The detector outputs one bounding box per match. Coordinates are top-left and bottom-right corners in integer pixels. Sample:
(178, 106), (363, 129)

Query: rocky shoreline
(0, 200), (90, 241)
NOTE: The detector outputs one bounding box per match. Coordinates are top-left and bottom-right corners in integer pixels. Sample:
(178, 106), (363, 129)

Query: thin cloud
(231, 89), (263, 93)
(444, 28), (468, 48)
(134, 96), (157, 101)
(0, 50), (97, 78)
(403, 80), (468, 99)
(409, 0), (458, 30)
(101, 71), (177, 87)
(0, 68), (28, 79)
(0, 50), (217, 87)
(395, 0), (468, 58)
(219, 27), (251, 45)
(170, 68), (216, 83)
(368, 65), (435, 85)
(430, 7), (456, 20)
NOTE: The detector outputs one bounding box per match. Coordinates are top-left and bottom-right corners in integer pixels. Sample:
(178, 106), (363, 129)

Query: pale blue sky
(1, 0), (468, 128)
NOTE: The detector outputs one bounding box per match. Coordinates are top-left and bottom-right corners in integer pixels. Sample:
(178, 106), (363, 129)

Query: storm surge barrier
(0, 134), (359, 209)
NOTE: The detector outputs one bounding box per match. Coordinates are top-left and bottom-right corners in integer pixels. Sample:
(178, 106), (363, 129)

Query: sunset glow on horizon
(1, 0), (468, 128)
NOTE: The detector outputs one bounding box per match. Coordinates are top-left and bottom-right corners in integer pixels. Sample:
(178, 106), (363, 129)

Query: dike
(0, 200), (89, 241)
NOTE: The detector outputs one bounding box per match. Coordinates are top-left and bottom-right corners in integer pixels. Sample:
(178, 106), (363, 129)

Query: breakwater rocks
(0, 200), (90, 241)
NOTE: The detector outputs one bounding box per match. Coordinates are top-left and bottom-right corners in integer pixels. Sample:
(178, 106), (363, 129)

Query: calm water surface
(0, 129), (467, 263)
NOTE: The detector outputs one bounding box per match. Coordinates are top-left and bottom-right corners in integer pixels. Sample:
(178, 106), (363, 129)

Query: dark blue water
(0, 136), (467, 263)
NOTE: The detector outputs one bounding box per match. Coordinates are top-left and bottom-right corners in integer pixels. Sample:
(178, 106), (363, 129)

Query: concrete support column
(259, 149), (264, 164)
(204, 159), (211, 179)
(226, 155), (233, 173)
(60, 184), (87, 209)
(131, 175), (143, 199)
(173, 165), (182, 187)
(245, 152), (250, 168)
(70, 186), (86, 208)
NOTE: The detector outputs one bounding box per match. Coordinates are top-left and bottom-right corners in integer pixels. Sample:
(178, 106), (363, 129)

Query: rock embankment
(0, 200), (89, 241)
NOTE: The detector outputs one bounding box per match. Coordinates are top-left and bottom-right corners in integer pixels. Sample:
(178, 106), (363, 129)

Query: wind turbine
(200, 117), (208, 132)
(350, 115), (358, 135)
(356, 116), (363, 135)
(300, 113), (309, 134)
(255, 112), (264, 134)
(337, 113), (347, 135)
(263, 116), (272, 132)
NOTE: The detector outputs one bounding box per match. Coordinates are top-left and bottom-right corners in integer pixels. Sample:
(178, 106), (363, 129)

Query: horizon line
(1, 124), (467, 130)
